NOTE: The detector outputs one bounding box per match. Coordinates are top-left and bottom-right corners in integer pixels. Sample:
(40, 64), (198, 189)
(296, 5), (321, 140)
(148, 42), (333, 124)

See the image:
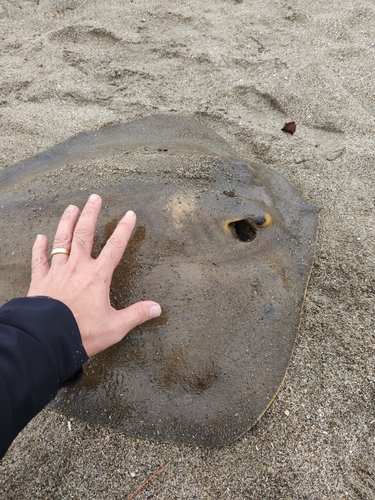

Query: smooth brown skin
(27, 194), (161, 357)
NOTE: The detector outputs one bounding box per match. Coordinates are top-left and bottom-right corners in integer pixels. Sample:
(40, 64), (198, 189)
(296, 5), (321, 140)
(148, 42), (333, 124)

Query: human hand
(27, 194), (161, 357)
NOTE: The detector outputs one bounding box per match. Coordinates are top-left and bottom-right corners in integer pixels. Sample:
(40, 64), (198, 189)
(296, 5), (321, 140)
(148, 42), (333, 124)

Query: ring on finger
(50, 247), (70, 258)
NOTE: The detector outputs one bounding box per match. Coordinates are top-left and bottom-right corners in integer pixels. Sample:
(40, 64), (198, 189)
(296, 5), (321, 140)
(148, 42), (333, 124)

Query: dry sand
(0, 0), (374, 498)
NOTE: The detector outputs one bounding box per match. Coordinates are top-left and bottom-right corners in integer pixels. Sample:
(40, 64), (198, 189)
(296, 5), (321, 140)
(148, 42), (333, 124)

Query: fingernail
(150, 304), (161, 319)
(89, 194), (100, 203)
(65, 204), (76, 213)
(36, 234), (44, 242)
(124, 210), (135, 219)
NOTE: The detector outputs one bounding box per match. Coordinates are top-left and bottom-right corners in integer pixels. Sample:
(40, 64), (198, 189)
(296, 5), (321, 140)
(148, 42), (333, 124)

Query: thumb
(118, 301), (162, 337)
(84, 301), (162, 356)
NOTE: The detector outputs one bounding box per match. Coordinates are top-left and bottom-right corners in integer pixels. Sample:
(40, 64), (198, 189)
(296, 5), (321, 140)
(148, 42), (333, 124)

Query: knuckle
(73, 235), (86, 250)
(89, 263), (108, 283)
(93, 266), (111, 283)
(134, 304), (147, 325)
(67, 263), (78, 277)
(31, 255), (47, 272)
(74, 223), (92, 237)
(54, 232), (71, 246)
(108, 234), (125, 249)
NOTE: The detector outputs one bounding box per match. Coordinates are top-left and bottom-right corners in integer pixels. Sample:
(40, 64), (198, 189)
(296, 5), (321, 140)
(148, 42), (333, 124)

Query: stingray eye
(228, 219), (257, 242)
(228, 214), (271, 242)
(251, 214), (271, 228)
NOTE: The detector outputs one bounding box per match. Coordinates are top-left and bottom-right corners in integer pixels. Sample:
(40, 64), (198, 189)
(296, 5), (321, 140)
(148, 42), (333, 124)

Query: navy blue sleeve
(0, 297), (88, 459)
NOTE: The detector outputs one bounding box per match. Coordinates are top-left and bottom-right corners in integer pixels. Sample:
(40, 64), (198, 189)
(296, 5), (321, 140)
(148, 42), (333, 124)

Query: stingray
(0, 114), (319, 447)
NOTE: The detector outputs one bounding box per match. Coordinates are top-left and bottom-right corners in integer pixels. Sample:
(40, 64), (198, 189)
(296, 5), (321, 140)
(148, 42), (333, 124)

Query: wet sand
(0, 0), (374, 498)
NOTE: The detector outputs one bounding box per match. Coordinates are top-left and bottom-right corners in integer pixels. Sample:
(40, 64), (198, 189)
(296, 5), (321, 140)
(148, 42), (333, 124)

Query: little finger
(28, 234), (49, 294)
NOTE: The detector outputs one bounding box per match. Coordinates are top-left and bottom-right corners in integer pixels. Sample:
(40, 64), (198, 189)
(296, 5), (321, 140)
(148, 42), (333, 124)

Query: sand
(0, 0), (374, 498)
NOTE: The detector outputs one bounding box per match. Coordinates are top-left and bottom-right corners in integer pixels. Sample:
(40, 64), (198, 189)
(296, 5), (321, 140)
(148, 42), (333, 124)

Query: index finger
(96, 210), (136, 272)
(70, 194), (102, 259)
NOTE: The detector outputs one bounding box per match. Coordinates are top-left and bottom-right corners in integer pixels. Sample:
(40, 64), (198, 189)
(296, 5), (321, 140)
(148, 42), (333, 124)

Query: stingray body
(0, 115), (319, 447)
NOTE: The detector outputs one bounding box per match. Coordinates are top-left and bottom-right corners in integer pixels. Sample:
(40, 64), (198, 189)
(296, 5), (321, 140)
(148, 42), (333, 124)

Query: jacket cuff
(0, 296), (88, 387)
(0, 296), (89, 458)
